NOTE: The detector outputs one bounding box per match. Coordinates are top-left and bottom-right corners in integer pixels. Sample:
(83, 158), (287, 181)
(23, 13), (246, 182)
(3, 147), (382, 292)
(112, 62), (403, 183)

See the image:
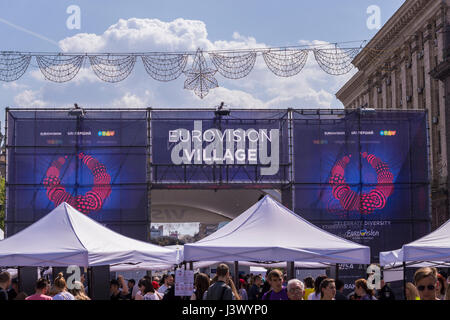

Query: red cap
(152, 281), (160, 289)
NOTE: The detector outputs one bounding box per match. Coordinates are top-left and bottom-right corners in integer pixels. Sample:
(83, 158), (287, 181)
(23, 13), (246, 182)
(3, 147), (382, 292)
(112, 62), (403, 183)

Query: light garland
(0, 43), (367, 98)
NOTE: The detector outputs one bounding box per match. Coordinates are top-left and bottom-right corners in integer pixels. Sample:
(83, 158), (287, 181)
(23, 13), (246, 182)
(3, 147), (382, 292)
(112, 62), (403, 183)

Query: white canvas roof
(184, 196), (370, 264)
(380, 218), (450, 266)
(0, 202), (178, 267)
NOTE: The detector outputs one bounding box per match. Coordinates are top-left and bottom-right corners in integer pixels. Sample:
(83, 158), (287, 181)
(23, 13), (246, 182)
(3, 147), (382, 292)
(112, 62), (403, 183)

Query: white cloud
(2, 82), (28, 90)
(13, 89), (47, 107)
(110, 91), (153, 108)
(17, 17), (350, 109)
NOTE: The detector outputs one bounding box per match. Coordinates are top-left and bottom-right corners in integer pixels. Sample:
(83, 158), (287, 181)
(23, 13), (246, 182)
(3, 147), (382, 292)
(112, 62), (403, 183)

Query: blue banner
(6, 110), (149, 240)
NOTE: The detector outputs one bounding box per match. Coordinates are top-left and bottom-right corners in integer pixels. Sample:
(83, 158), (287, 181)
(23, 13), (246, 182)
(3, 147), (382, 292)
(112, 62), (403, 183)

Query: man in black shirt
(0, 271), (11, 301)
(248, 275), (262, 300)
(8, 278), (19, 300)
(110, 275), (129, 300)
(205, 264), (233, 300)
(334, 279), (348, 300)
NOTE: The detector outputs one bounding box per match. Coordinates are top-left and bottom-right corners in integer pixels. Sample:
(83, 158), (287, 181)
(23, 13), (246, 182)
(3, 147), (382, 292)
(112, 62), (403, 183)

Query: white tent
(184, 196), (370, 264)
(110, 259), (330, 272)
(0, 202), (178, 267)
(0, 228), (4, 240)
(380, 219), (450, 268)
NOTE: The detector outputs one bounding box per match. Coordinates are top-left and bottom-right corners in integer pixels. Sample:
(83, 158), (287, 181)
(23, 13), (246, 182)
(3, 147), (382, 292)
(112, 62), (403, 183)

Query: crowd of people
(1, 265), (449, 301)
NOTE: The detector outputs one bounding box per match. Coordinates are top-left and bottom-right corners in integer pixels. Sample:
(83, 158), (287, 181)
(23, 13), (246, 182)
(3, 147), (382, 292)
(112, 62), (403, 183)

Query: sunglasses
(417, 285), (435, 291)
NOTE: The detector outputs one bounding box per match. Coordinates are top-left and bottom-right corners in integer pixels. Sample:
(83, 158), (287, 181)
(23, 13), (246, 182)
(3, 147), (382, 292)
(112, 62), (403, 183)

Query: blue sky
(0, 1), (404, 50)
(0, 1), (405, 124)
(0, 0), (405, 236)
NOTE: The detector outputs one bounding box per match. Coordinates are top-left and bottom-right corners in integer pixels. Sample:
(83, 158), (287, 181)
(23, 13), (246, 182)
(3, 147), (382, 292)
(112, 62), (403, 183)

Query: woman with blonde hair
(52, 273), (75, 300)
(69, 281), (90, 300)
(405, 282), (419, 300)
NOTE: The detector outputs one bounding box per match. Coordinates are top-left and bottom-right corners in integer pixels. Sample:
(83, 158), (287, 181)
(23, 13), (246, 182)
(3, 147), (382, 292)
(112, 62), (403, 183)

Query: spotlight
(214, 102), (230, 117)
(68, 103), (85, 117)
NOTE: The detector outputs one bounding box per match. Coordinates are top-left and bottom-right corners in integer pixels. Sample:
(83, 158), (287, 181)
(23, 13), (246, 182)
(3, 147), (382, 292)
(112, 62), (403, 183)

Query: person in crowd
(139, 278), (163, 300)
(444, 282), (450, 300)
(320, 278), (336, 300)
(7, 278), (19, 300)
(303, 276), (315, 300)
(308, 275), (327, 300)
(405, 282), (420, 300)
(110, 275), (129, 300)
(69, 281), (90, 300)
(205, 264), (233, 300)
(262, 269), (289, 300)
(377, 280), (395, 300)
(287, 279), (304, 300)
(15, 292), (28, 300)
(227, 277), (241, 300)
(125, 279), (135, 300)
(80, 273), (89, 295)
(238, 278), (248, 300)
(52, 272), (75, 300)
(260, 275), (271, 297)
(0, 271), (11, 301)
(158, 274), (173, 295)
(162, 273), (184, 301)
(354, 279), (377, 300)
(436, 273), (447, 300)
(414, 267), (440, 300)
(248, 274), (262, 300)
(152, 281), (160, 291)
(334, 279), (347, 300)
(26, 278), (52, 300)
(191, 273), (210, 300)
(134, 277), (148, 301)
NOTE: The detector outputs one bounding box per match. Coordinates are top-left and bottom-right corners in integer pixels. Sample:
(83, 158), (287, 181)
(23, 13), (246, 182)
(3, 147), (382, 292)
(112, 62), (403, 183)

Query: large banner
(151, 110), (289, 185)
(6, 110), (149, 240)
(292, 110), (430, 294)
(293, 111), (430, 259)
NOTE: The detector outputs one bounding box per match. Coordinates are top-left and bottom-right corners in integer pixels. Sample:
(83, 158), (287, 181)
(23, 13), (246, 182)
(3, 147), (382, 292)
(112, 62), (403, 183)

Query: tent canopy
(0, 203), (178, 267)
(380, 218), (450, 266)
(184, 196), (370, 264)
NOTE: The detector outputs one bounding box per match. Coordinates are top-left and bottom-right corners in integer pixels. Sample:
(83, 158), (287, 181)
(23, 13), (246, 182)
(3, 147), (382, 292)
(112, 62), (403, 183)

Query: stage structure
(5, 108), (431, 289)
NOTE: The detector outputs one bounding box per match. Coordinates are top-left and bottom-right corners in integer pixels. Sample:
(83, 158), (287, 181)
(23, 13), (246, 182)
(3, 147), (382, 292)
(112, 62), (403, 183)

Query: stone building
(336, 0), (450, 229)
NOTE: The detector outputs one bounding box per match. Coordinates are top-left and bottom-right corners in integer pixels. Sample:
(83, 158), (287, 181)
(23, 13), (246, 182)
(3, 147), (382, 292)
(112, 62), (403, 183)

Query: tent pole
(335, 264), (339, 281)
(189, 261), (193, 270)
(287, 261), (295, 280)
(403, 262), (406, 300)
(234, 261), (239, 288)
(87, 267), (92, 299)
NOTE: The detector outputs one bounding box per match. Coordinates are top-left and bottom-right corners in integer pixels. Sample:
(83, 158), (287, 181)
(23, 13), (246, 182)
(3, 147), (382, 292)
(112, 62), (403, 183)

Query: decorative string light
(0, 42), (373, 98)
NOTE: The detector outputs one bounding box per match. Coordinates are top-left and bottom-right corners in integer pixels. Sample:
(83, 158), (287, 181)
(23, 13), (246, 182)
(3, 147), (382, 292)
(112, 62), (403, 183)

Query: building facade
(336, 0), (450, 229)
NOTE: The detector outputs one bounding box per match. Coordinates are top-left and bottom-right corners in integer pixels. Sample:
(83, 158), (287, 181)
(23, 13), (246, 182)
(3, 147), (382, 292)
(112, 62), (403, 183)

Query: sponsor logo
(67, 131), (91, 136)
(313, 140), (328, 145)
(343, 229), (380, 240)
(40, 132), (62, 136)
(168, 120), (280, 175)
(46, 139), (63, 145)
(98, 131), (115, 137)
(380, 130), (396, 136)
(344, 229), (380, 238)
